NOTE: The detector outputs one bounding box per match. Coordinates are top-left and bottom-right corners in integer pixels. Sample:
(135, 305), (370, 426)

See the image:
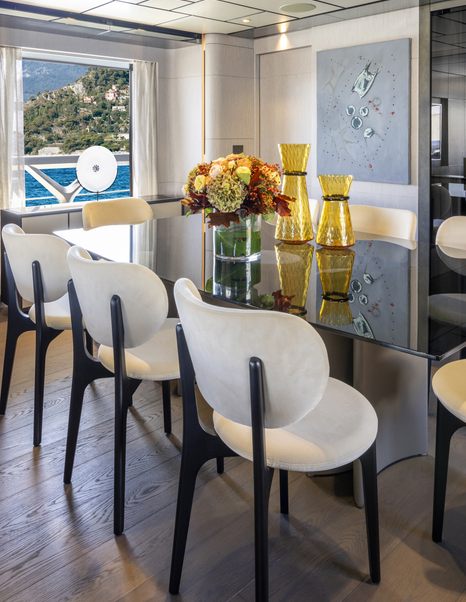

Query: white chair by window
(169, 278), (380, 599)
(66, 245), (179, 535)
(350, 205), (417, 242)
(1, 224), (71, 446)
(436, 215), (466, 251)
(81, 197), (153, 230)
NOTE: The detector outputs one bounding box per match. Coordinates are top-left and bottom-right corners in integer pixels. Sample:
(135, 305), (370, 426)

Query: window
(22, 57), (131, 206)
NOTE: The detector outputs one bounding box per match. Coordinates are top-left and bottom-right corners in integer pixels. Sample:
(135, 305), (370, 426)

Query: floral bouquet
(182, 153), (292, 227)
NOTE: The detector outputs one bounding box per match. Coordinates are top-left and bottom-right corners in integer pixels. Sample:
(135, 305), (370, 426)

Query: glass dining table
(55, 212), (466, 503)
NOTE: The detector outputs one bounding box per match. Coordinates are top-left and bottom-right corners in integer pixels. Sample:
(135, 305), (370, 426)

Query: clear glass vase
(213, 214), (261, 261)
(275, 143), (313, 243)
(316, 175), (355, 248)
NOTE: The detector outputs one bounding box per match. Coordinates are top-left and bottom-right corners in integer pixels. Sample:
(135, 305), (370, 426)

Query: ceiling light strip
(0, 0), (201, 41)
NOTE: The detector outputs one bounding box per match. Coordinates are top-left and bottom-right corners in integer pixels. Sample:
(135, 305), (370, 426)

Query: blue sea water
(25, 165), (131, 206)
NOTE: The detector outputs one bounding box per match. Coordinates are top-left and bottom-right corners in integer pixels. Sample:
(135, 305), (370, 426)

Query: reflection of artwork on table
(317, 39), (411, 184)
(316, 240), (410, 346)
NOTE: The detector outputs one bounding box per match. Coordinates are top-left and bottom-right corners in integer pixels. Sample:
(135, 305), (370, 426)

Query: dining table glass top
(55, 213), (466, 361)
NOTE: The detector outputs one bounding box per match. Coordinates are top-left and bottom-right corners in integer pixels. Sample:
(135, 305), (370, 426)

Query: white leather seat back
(2, 224), (70, 303)
(350, 205), (417, 241)
(174, 278), (329, 429)
(436, 216), (466, 251)
(67, 245), (168, 348)
(82, 197), (153, 230)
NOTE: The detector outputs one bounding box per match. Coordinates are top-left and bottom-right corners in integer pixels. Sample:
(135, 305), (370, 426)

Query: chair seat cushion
(213, 377), (378, 472)
(29, 293), (71, 330)
(98, 318), (180, 381)
(432, 360), (466, 422)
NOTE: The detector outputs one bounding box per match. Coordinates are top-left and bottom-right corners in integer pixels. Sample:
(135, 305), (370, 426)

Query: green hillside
(24, 67), (130, 155)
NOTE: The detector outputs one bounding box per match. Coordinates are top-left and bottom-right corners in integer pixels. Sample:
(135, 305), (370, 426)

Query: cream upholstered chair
(81, 197), (153, 230)
(170, 278), (380, 599)
(1, 224), (71, 446)
(66, 245), (179, 535)
(432, 360), (466, 543)
(350, 205), (417, 241)
(436, 215), (466, 251)
(430, 217), (466, 326)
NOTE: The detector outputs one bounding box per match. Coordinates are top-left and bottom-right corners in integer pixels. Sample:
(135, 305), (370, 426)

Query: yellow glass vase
(316, 174), (355, 248)
(275, 143), (313, 243)
(275, 242), (314, 316)
(316, 247), (355, 326)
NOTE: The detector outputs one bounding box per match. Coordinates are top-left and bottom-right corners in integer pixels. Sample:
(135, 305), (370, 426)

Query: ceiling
(0, 0), (391, 40)
(432, 6), (466, 71)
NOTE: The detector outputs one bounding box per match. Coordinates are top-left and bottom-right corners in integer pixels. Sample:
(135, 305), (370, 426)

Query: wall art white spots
(317, 39), (411, 184)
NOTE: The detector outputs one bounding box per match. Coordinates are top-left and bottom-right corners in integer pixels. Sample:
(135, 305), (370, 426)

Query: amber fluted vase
(275, 242), (314, 316)
(316, 247), (355, 326)
(316, 174), (355, 248)
(275, 143), (313, 243)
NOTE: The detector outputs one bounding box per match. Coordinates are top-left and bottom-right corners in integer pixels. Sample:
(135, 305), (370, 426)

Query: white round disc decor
(76, 146), (118, 193)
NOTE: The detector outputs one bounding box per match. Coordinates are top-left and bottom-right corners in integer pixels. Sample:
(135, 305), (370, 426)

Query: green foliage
(24, 67), (130, 155)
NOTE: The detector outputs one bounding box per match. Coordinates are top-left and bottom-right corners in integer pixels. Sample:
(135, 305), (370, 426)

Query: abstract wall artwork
(317, 39), (411, 184)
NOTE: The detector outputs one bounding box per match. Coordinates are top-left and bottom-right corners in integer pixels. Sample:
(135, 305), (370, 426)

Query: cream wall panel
(204, 34), (255, 161)
(259, 47), (312, 168)
(205, 137), (255, 160)
(254, 7), (420, 216)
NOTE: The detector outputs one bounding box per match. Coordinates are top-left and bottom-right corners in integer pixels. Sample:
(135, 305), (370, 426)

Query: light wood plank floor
(0, 307), (465, 602)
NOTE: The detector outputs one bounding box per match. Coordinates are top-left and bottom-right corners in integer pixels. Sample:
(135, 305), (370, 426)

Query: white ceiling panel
(327, 0), (381, 7)
(85, 2), (177, 25)
(12, 0), (104, 11)
(229, 11), (294, 27)
(141, 0), (191, 8)
(175, 0), (260, 20)
(217, 0), (338, 17)
(162, 14), (251, 33)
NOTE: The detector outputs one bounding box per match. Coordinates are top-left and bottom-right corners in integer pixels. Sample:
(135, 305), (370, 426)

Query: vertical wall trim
(417, 3), (431, 351)
(201, 34), (206, 162)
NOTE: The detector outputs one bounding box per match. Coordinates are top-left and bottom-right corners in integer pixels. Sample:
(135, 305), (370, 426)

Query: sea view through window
(23, 58), (130, 206)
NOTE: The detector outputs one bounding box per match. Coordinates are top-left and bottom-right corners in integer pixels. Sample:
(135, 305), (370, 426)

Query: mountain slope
(24, 66), (130, 155)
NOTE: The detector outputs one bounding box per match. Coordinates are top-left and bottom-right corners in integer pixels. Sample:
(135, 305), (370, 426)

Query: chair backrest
(2, 224), (70, 303)
(174, 278), (329, 429)
(82, 197), (153, 230)
(431, 184), (452, 220)
(67, 245), (168, 348)
(350, 205), (417, 241)
(436, 216), (466, 251)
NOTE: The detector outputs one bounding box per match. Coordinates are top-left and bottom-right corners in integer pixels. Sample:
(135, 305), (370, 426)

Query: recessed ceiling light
(242, 18), (251, 23)
(280, 2), (317, 12)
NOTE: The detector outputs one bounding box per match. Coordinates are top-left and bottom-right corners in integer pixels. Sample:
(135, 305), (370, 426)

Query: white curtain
(0, 47), (25, 209)
(131, 60), (158, 197)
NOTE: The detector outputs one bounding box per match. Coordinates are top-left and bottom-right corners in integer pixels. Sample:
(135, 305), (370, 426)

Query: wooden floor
(0, 307), (465, 602)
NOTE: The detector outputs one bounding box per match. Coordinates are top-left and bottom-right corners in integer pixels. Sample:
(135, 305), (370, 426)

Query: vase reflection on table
(316, 247), (355, 325)
(275, 242), (314, 316)
(212, 256), (261, 304)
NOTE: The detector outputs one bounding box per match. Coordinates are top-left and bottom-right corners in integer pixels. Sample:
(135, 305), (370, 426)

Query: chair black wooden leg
(360, 442), (380, 584)
(432, 400), (464, 543)
(169, 455), (203, 594)
(162, 380), (172, 435)
(85, 330), (93, 356)
(114, 389), (129, 536)
(64, 377), (88, 484)
(0, 253), (34, 415)
(0, 325), (20, 415)
(33, 327), (60, 447)
(216, 457), (224, 474)
(279, 469), (289, 515)
(254, 466), (274, 602)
